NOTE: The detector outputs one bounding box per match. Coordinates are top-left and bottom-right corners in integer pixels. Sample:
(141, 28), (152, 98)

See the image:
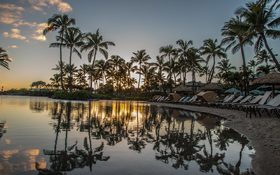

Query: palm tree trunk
(59, 33), (65, 90)
(261, 33), (280, 71)
(192, 68), (196, 95)
(209, 56), (216, 83)
(168, 54), (172, 92)
(138, 63), (141, 89)
(240, 43), (248, 95)
(183, 70), (186, 86)
(69, 46), (73, 92)
(138, 73), (141, 89)
(90, 50), (97, 91)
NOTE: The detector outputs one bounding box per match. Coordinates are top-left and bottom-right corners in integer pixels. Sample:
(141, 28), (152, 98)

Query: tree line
(43, 0), (279, 94)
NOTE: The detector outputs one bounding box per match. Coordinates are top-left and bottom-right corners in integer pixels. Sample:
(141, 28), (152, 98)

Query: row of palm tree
(45, 0), (280, 94)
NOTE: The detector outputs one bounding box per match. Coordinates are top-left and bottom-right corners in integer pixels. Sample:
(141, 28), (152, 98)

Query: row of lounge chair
(151, 91), (280, 118)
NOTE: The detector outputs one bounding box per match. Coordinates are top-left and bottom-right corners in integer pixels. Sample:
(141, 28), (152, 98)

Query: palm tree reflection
(36, 102), (109, 174)
(36, 100), (252, 175)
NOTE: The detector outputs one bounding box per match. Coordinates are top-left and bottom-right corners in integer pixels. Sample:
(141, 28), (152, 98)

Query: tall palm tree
(176, 39), (193, 85)
(159, 45), (176, 91)
(51, 27), (84, 92)
(131, 50), (151, 89)
(44, 14), (75, 90)
(222, 16), (252, 73)
(222, 16), (253, 94)
(0, 47), (11, 70)
(236, 0), (280, 71)
(81, 29), (115, 90)
(201, 39), (227, 83)
(186, 48), (204, 94)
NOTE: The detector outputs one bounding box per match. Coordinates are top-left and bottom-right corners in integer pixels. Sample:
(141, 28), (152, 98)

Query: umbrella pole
(272, 85), (275, 97)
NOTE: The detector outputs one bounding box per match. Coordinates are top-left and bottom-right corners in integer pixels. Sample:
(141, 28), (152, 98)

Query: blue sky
(0, 0), (279, 89)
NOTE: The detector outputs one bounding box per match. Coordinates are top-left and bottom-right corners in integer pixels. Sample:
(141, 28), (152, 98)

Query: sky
(0, 0), (280, 89)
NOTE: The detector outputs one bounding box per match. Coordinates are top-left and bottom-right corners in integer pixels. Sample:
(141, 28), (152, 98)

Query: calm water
(0, 96), (254, 175)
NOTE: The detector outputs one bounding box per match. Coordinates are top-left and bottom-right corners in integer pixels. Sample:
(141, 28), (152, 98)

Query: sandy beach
(149, 102), (280, 175)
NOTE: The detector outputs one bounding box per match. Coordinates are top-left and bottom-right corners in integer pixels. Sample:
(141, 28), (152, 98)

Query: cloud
(0, 3), (24, 14)
(3, 28), (27, 41)
(14, 21), (37, 27)
(8, 45), (18, 49)
(0, 3), (24, 25)
(28, 0), (72, 13)
(0, 11), (21, 25)
(32, 23), (48, 41)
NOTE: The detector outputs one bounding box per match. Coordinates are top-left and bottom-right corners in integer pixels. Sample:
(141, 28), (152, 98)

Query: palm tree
(81, 29), (115, 90)
(216, 59), (236, 83)
(51, 27), (83, 92)
(176, 39), (193, 85)
(216, 59), (236, 75)
(75, 66), (88, 89)
(186, 48), (204, 94)
(201, 39), (227, 83)
(248, 59), (260, 80)
(95, 59), (111, 84)
(44, 14), (75, 90)
(150, 56), (166, 90)
(159, 45), (176, 91)
(131, 50), (151, 89)
(255, 49), (273, 67)
(235, 0), (280, 71)
(0, 47), (11, 70)
(222, 16), (253, 94)
(50, 74), (60, 89)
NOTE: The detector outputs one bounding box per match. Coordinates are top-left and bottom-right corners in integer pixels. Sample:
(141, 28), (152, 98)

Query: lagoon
(0, 96), (253, 175)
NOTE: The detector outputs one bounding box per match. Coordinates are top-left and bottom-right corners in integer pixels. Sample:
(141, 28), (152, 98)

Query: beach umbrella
(200, 83), (223, 91)
(249, 89), (265, 95)
(168, 93), (182, 102)
(224, 87), (241, 94)
(256, 85), (272, 91)
(252, 72), (280, 96)
(197, 91), (218, 102)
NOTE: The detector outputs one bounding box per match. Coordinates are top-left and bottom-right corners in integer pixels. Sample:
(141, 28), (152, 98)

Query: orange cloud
(8, 45), (18, 49)
(32, 23), (48, 41)
(2, 28), (27, 41)
(0, 3), (24, 25)
(29, 0), (72, 13)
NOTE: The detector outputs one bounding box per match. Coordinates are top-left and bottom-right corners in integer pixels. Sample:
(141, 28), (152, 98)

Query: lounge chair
(256, 94), (280, 117)
(247, 94), (280, 118)
(184, 95), (198, 104)
(210, 94), (236, 108)
(223, 95), (253, 109)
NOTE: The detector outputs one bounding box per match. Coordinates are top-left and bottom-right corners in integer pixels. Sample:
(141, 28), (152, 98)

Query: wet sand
(149, 102), (280, 175)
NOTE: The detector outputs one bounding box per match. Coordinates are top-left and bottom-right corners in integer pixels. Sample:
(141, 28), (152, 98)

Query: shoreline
(149, 102), (280, 175)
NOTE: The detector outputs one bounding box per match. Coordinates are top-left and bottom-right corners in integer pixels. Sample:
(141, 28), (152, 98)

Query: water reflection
(37, 102), (109, 174)
(0, 98), (254, 175)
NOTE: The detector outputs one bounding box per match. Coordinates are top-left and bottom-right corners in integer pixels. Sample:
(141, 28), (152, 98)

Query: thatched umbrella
(197, 91), (218, 102)
(252, 72), (280, 97)
(200, 83), (223, 91)
(173, 85), (193, 93)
